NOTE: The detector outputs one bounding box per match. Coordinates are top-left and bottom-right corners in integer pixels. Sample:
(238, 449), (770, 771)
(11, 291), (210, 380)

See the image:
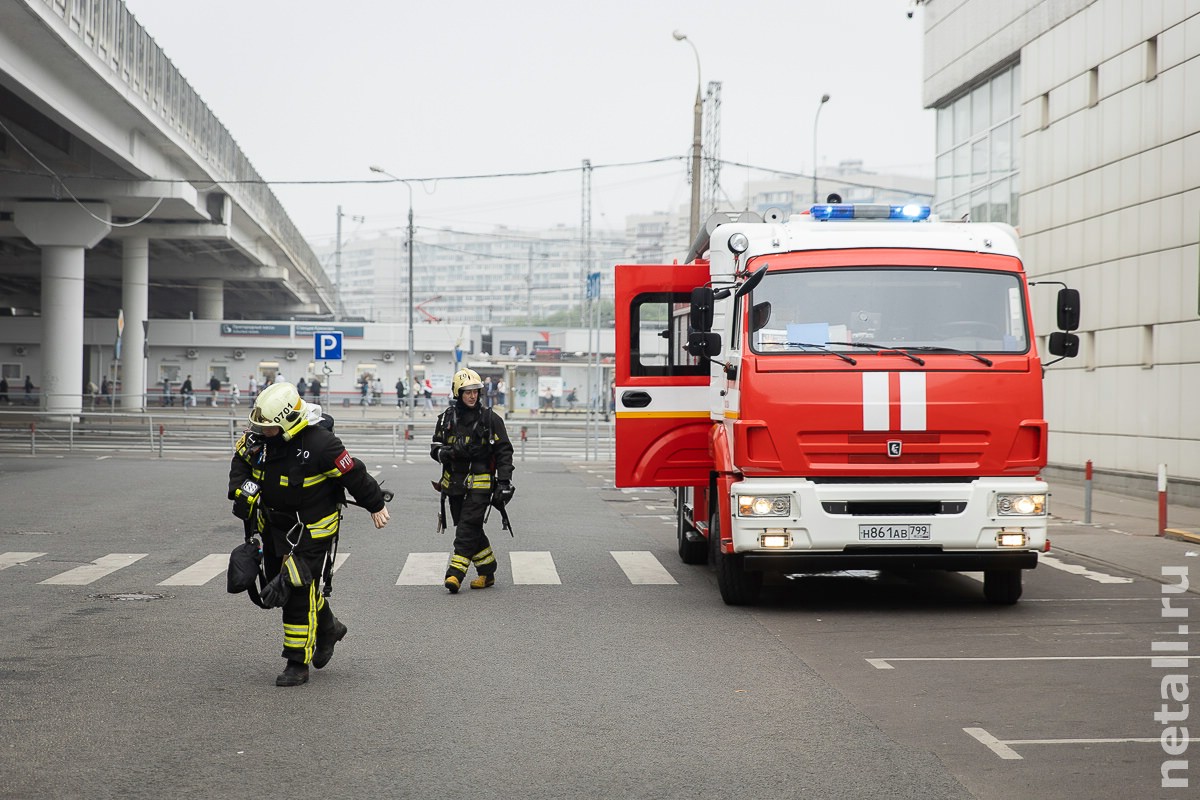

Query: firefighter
(228, 382), (390, 687)
(432, 368), (515, 593)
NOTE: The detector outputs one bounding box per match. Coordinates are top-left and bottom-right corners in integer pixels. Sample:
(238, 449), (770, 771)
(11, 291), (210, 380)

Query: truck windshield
(748, 267), (1029, 356)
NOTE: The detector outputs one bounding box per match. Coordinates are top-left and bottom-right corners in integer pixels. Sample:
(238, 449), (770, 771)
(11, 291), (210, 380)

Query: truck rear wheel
(983, 568), (1022, 605)
(711, 511), (761, 605)
(676, 496), (707, 565)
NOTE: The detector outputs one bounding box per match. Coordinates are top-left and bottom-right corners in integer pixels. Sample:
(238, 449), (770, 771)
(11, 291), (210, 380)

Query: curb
(1163, 528), (1200, 545)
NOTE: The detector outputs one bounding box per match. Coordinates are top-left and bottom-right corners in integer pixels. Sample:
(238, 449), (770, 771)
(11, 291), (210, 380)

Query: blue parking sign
(314, 331), (343, 361)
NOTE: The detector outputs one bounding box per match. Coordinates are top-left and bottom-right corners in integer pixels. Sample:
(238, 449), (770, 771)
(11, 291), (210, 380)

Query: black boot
(312, 620), (348, 670)
(275, 660), (309, 687)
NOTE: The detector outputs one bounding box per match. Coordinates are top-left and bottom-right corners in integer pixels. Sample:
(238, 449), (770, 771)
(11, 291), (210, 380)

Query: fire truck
(614, 203), (1080, 605)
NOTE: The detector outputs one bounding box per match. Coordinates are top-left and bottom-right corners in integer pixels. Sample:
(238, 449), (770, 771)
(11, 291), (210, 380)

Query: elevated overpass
(0, 0), (336, 414)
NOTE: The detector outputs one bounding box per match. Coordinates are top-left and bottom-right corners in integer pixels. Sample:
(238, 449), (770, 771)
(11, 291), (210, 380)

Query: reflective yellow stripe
(305, 583), (317, 662)
(615, 410), (710, 419)
(472, 547), (496, 566)
(302, 474), (328, 487)
(306, 510), (340, 540)
(449, 554), (471, 569)
(465, 473), (493, 490)
(322, 468), (342, 478)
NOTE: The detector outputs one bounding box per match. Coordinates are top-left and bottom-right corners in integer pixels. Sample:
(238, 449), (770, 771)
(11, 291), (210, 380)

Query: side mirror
(1056, 288), (1080, 331)
(1047, 331), (1079, 358)
(687, 331), (722, 358)
(690, 287), (714, 332)
(733, 264), (769, 300)
(750, 301), (772, 333)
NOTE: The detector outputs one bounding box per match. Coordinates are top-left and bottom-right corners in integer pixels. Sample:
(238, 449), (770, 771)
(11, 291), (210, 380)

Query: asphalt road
(1, 454), (1195, 799)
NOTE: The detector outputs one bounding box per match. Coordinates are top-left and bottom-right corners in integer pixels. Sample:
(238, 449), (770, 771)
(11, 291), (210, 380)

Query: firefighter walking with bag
(432, 368), (515, 593)
(228, 382), (390, 687)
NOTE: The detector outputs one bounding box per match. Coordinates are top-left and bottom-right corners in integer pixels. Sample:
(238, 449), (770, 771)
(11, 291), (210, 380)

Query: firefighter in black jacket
(432, 368), (515, 593)
(228, 382), (390, 686)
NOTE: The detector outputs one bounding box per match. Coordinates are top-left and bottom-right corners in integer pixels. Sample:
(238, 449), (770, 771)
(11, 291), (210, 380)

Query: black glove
(258, 571), (291, 608)
(494, 480), (515, 505)
(231, 479), (260, 520)
(437, 446), (453, 465)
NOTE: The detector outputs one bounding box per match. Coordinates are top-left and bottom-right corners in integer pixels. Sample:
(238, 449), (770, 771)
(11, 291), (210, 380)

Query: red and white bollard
(1158, 464), (1168, 536)
(1083, 459), (1093, 524)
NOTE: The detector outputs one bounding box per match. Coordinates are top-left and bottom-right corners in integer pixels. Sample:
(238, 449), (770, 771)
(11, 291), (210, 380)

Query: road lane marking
(396, 552), (449, 585)
(39, 553), (147, 585)
(965, 727), (1200, 760)
(510, 551), (561, 584)
(1, 552), (45, 570)
(158, 554), (227, 586)
(611, 551), (677, 585)
(332, 552), (349, 572)
(1039, 554), (1133, 584)
(868, 655), (1200, 669)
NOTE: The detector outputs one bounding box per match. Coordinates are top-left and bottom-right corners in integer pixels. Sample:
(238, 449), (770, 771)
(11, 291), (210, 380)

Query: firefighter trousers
(263, 533), (336, 665)
(444, 490), (497, 581)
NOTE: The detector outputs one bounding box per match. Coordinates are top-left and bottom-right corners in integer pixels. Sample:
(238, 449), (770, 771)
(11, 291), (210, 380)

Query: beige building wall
(923, 0), (1200, 489)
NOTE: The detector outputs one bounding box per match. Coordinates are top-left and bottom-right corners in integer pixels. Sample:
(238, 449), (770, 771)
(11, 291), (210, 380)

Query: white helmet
(249, 382), (308, 440)
(451, 368), (484, 398)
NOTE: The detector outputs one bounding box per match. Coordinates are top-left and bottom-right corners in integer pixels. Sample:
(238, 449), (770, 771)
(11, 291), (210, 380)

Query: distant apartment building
(743, 160), (935, 218)
(314, 226), (626, 325)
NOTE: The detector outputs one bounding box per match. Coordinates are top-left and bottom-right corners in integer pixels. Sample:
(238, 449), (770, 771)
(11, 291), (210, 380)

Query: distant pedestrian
(24, 375), (34, 405)
(0, 376), (9, 404)
(87, 380), (98, 410)
(182, 374), (195, 408)
(567, 387), (577, 409)
(296, 377), (308, 401)
(496, 378), (505, 407)
(360, 375), (370, 406)
(162, 377), (173, 407)
(309, 376), (321, 404)
(99, 377), (110, 407)
(422, 379), (433, 415)
(209, 374), (221, 406)
(274, 373), (286, 385)
(372, 377), (383, 406)
(482, 376), (493, 408)
(248, 374), (259, 399)
(229, 381), (240, 408)
(395, 377), (406, 408)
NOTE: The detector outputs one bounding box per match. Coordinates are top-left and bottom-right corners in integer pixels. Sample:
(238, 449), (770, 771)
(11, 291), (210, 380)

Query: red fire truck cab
(614, 204), (1080, 605)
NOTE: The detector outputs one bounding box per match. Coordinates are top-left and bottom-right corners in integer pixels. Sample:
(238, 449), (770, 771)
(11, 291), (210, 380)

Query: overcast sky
(121, 0), (933, 246)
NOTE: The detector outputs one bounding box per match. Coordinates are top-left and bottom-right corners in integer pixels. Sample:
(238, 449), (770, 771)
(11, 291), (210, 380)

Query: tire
(711, 511), (761, 605)
(983, 568), (1022, 605)
(676, 495), (707, 565)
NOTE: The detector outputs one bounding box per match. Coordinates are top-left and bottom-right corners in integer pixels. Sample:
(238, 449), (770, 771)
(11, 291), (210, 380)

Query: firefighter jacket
(228, 424), (385, 541)
(431, 401), (514, 495)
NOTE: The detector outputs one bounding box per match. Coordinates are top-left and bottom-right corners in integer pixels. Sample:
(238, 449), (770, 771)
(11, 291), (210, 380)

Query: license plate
(858, 523), (931, 541)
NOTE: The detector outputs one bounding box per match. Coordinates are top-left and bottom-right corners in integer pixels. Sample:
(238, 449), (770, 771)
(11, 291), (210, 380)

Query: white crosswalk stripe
(12, 549), (681, 588)
(158, 554), (227, 586)
(39, 553), (147, 585)
(1, 552), (45, 570)
(611, 551), (677, 585)
(396, 552), (449, 585)
(510, 551), (561, 585)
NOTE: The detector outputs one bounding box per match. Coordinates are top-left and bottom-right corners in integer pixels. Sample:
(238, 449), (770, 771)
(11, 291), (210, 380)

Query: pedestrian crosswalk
(2, 549), (683, 588)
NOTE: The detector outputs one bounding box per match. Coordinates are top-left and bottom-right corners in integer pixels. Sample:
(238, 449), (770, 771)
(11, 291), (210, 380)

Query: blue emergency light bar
(809, 203), (931, 221)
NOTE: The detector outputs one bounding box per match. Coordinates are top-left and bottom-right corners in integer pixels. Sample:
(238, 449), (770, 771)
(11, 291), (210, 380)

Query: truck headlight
(737, 494), (791, 517)
(996, 493), (1046, 516)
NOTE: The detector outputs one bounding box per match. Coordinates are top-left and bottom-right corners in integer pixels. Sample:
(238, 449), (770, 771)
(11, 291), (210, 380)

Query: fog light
(997, 531), (1027, 547)
(760, 532), (790, 548)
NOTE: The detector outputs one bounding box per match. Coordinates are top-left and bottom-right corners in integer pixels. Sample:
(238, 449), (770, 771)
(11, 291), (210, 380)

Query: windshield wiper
(783, 342), (857, 365)
(902, 346), (994, 366)
(824, 341), (925, 366)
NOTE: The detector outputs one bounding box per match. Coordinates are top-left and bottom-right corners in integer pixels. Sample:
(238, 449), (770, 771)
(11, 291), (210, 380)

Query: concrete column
(121, 238), (149, 411)
(13, 202), (111, 416)
(197, 279), (224, 320)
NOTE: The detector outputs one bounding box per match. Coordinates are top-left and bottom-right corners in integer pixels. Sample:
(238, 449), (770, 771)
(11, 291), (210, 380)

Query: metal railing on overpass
(33, 0), (335, 306)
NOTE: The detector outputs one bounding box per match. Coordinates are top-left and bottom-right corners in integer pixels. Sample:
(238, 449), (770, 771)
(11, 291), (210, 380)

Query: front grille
(822, 500), (967, 516)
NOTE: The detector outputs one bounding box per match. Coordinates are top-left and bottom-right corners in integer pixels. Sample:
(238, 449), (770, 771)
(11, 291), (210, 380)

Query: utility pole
(580, 159), (592, 328)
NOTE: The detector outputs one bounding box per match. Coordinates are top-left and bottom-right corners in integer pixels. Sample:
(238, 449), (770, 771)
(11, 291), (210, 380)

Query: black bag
(227, 538), (270, 609)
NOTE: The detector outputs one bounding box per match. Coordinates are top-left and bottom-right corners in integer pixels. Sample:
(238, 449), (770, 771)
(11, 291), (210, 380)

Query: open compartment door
(614, 262), (715, 487)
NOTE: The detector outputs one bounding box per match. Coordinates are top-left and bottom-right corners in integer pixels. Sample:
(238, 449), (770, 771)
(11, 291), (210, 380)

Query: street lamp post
(368, 165), (415, 426)
(673, 30), (703, 244)
(812, 93), (831, 203)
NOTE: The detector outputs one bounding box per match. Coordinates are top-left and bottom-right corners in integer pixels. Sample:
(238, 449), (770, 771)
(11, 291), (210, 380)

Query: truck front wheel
(676, 495), (707, 565)
(983, 568), (1023, 605)
(711, 511), (761, 605)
